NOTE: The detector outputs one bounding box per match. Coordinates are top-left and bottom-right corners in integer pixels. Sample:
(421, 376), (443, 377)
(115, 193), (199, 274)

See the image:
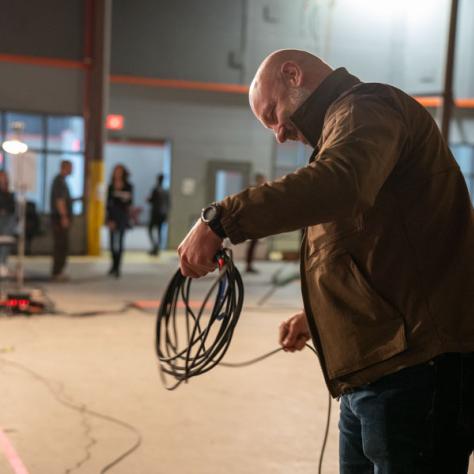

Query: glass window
(274, 142), (311, 179)
(44, 153), (85, 215)
(451, 144), (474, 202)
(47, 116), (84, 152)
(1, 111), (86, 215)
(5, 112), (44, 150)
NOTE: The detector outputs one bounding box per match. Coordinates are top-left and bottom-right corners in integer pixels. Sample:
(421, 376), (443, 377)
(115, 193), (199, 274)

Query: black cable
(156, 249), (244, 390)
(0, 357), (142, 474)
(156, 251), (332, 473)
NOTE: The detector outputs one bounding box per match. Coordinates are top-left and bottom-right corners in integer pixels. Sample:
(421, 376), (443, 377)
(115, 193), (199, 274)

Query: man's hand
(279, 311), (310, 352)
(178, 219), (223, 278)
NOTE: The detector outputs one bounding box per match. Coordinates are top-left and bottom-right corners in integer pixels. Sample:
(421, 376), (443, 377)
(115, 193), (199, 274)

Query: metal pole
(440, 0), (459, 142)
(16, 190), (26, 289)
(15, 152), (27, 289)
(85, 0), (112, 255)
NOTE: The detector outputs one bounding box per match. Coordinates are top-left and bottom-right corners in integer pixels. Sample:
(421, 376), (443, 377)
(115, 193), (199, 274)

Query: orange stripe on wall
(0, 53), (88, 70)
(110, 74), (249, 94)
(456, 98), (474, 108)
(414, 96), (442, 107)
(414, 96), (474, 108)
(0, 53), (473, 106)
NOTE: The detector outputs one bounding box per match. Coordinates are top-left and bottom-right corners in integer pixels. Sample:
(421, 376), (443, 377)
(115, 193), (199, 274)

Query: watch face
(202, 206), (217, 222)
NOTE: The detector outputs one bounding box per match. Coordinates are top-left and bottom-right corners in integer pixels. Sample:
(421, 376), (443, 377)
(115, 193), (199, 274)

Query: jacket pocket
(306, 251), (407, 379)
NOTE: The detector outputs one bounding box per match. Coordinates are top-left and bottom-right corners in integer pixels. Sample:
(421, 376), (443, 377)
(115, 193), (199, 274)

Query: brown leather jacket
(219, 68), (474, 397)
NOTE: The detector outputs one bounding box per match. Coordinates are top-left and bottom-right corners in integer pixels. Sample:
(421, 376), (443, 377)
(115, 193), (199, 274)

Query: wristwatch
(201, 204), (226, 238)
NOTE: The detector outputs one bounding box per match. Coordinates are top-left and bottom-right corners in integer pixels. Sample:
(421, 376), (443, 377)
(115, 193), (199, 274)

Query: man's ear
(280, 61), (302, 87)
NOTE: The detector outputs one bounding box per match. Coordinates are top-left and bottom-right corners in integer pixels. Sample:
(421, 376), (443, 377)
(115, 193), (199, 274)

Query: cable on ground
(0, 357), (142, 473)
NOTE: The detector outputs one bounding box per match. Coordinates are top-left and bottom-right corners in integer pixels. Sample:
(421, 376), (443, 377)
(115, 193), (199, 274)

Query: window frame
(0, 109), (86, 215)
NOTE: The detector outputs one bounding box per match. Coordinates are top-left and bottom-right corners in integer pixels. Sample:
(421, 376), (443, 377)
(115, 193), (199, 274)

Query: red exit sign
(106, 114), (124, 130)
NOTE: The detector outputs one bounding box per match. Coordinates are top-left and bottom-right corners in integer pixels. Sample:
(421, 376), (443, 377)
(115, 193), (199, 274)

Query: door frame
(206, 160), (251, 203)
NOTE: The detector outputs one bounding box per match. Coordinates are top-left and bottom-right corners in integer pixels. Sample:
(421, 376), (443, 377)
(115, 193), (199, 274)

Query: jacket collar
(290, 67), (361, 148)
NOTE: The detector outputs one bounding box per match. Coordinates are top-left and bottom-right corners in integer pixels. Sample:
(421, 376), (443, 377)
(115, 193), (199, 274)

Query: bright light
(2, 139), (28, 155)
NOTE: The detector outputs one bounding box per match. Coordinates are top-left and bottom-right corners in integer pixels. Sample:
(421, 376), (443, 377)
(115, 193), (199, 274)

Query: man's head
(157, 173), (164, 186)
(60, 160), (73, 177)
(249, 49), (333, 144)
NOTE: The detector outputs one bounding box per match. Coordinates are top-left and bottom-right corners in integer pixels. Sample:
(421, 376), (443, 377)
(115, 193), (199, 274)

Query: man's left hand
(178, 220), (223, 278)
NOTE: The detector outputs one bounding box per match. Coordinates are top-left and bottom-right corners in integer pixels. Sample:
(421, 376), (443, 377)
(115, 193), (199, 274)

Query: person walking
(178, 50), (474, 473)
(147, 173), (170, 256)
(0, 171), (16, 278)
(50, 160), (73, 281)
(106, 164), (133, 278)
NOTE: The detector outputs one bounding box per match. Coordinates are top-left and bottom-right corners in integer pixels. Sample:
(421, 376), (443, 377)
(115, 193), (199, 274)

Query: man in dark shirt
(50, 160), (73, 280)
(147, 173), (170, 256)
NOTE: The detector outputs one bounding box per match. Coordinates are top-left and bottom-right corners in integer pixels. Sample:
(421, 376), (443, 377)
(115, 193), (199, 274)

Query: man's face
(63, 163), (73, 176)
(251, 76), (309, 145)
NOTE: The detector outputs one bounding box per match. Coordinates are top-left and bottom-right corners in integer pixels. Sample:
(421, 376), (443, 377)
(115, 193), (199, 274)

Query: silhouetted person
(0, 171), (16, 278)
(147, 173), (170, 256)
(50, 160), (73, 281)
(106, 164), (133, 278)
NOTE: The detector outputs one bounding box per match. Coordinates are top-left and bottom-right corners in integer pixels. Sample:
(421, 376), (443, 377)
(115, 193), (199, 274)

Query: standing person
(177, 50), (474, 472)
(245, 173), (266, 273)
(147, 173), (170, 256)
(50, 160), (73, 281)
(0, 171), (16, 277)
(106, 164), (133, 278)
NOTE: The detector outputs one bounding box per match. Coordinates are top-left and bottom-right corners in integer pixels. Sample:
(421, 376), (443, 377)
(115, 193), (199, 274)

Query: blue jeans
(339, 352), (474, 474)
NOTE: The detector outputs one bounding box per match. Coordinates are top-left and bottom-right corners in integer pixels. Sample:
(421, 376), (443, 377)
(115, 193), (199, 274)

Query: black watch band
(201, 204), (226, 239)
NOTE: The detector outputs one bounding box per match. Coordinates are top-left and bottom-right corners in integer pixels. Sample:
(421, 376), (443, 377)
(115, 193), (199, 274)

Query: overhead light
(2, 139), (28, 155)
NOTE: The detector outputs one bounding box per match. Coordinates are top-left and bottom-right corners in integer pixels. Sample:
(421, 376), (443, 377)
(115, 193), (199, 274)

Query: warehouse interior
(0, 0), (473, 473)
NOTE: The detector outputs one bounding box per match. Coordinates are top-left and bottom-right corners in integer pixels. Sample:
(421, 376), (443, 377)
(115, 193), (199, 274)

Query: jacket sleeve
(219, 95), (408, 244)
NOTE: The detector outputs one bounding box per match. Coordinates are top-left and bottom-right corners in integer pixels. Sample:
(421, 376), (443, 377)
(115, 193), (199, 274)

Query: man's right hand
(279, 311), (310, 352)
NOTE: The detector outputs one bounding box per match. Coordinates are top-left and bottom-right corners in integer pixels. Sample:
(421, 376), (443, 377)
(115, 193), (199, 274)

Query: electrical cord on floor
(156, 250), (332, 474)
(0, 357), (142, 473)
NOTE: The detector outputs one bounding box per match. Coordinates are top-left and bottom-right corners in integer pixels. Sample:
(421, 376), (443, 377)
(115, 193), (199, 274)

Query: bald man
(178, 50), (474, 472)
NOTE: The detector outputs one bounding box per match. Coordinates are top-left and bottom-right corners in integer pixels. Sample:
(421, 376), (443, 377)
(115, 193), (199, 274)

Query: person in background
(50, 160), (73, 281)
(147, 173), (170, 256)
(25, 200), (40, 255)
(106, 164), (133, 278)
(0, 171), (16, 278)
(245, 173), (266, 273)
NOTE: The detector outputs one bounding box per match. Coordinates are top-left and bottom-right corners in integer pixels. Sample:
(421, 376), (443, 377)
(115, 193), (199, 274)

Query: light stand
(2, 122), (28, 288)
(1, 122), (49, 314)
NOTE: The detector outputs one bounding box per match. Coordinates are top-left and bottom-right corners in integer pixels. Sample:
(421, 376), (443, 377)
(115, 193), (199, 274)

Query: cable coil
(156, 250), (244, 390)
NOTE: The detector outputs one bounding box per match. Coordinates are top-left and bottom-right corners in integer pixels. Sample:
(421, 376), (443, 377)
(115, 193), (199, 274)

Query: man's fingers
(282, 319), (299, 347)
(294, 335), (308, 351)
(279, 321), (289, 345)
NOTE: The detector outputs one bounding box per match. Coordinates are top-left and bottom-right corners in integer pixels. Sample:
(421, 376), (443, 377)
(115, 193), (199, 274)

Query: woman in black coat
(106, 164), (133, 278)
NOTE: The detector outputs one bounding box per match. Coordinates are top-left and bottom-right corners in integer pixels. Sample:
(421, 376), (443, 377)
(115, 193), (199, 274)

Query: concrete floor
(0, 254), (472, 474)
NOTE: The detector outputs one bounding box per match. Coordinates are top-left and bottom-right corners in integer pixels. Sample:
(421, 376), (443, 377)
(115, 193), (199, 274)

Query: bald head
(249, 49), (333, 144)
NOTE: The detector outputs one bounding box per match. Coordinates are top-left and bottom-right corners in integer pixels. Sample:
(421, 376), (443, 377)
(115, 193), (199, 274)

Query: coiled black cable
(155, 250), (331, 473)
(156, 250), (244, 390)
